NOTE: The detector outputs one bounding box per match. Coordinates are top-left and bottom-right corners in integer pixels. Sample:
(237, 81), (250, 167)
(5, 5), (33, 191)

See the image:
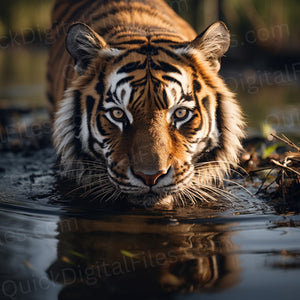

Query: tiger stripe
(49, 0), (245, 207)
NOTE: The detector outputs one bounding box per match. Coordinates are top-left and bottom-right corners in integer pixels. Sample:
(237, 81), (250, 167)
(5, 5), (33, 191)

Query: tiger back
(47, 0), (245, 207)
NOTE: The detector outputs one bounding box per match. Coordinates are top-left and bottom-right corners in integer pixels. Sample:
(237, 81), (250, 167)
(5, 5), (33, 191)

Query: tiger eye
(112, 109), (124, 119)
(174, 108), (188, 119)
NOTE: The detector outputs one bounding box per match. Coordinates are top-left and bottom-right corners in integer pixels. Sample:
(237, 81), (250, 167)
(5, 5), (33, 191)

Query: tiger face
(53, 21), (244, 207)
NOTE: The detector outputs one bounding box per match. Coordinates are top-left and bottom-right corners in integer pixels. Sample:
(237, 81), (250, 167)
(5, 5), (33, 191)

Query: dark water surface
(0, 148), (300, 300)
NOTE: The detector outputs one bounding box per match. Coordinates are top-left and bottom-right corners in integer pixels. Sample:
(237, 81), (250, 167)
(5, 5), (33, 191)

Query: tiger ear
(190, 21), (230, 72)
(66, 23), (107, 74)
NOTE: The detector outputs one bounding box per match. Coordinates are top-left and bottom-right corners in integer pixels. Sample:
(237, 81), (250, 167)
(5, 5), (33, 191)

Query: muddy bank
(0, 146), (59, 206)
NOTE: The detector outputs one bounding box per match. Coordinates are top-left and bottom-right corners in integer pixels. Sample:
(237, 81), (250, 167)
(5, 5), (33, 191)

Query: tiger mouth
(108, 168), (193, 191)
(106, 167), (194, 206)
(127, 191), (174, 208)
(116, 181), (184, 198)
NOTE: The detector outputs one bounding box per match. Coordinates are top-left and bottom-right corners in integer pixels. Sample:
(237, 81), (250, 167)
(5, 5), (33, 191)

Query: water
(1, 49), (300, 299)
(0, 171), (300, 299)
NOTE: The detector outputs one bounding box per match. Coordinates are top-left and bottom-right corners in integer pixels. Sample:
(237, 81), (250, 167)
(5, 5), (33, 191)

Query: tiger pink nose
(135, 170), (167, 186)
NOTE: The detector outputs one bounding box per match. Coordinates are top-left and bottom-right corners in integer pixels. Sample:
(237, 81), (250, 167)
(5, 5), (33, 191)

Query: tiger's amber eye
(174, 108), (188, 120)
(111, 109), (124, 119)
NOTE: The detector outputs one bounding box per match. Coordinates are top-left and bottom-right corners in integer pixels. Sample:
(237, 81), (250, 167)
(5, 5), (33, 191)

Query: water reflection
(1, 200), (300, 300)
(0, 210), (61, 300)
(47, 213), (240, 299)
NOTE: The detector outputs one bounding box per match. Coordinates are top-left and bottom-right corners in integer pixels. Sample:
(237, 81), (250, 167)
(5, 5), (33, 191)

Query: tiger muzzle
(130, 120), (172, 186)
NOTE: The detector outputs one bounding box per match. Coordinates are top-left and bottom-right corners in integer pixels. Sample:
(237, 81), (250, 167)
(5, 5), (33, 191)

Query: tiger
(47, 0), (245, 208)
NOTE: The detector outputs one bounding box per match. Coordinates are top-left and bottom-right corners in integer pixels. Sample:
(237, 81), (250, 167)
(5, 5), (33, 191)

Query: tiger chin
(47, 0), (245, 208)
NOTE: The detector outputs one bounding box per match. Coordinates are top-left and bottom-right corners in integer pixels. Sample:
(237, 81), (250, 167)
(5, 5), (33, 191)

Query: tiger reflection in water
(48, 0), (245, 208)
(47, 215), (240, 298)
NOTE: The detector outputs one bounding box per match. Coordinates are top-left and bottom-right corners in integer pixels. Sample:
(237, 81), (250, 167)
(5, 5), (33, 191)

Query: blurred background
(0, 0), (299, 140)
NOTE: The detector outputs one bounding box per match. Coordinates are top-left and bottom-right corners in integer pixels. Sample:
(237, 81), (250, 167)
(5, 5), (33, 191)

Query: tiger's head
(53, 22), (244, 207)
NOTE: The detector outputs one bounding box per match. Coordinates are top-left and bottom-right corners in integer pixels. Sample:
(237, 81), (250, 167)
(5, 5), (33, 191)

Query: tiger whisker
(194, 161), (249, 176)
(221, 178), (255, 197)
(80, 183), (114, 198)
(103, 190), (121, 204)
(65, 180), (112, 197)
(196, 184), (234, 203)
(187, 186), (216, 202)
(89, 187), (116, 203)
(194, 166), (246, 179)
(183, 188), (198, 205)
(178, 190), (187, 207)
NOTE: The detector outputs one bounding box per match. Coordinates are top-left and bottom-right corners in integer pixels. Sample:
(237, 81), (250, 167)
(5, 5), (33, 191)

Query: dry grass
(242, 134), (300, 212)
(269, 134), (300, 203)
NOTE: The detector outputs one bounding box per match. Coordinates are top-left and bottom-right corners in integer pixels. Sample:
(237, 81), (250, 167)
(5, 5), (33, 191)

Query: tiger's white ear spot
(189, 21), (230, 72)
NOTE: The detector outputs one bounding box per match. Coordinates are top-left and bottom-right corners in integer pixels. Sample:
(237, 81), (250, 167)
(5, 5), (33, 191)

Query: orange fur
(48, 0), (245, 207)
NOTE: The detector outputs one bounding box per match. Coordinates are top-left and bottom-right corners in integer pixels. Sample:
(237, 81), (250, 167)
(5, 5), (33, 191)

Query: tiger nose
(135, 170), (167, 186)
